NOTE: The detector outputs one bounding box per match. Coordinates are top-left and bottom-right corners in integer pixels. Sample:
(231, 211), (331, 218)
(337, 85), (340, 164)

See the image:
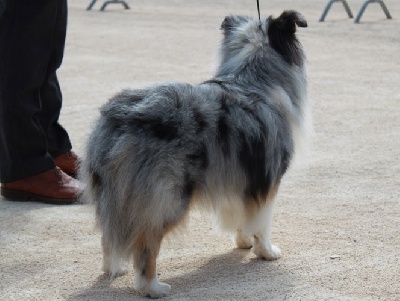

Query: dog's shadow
(68, 273), (143, 300)
(164, 249), (295, 299)
(69, 248), (295, 300)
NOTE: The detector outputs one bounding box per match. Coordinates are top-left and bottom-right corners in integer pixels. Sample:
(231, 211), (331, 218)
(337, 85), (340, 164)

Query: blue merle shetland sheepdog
(81, 10), (309, 298)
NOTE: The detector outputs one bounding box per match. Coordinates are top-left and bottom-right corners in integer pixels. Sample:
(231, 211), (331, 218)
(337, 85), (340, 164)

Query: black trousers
(0, 0), (72, 182)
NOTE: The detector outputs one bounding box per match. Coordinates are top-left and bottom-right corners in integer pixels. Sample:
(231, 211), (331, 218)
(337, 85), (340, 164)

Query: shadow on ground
(69, 248), (295, 300)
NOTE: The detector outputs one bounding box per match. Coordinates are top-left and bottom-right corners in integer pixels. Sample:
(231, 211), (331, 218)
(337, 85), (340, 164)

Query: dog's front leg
(246, 184), (282, 260)
(235, 229), (253, 249)
(251, 195), (282, 260)
(253, 232), (282, 261)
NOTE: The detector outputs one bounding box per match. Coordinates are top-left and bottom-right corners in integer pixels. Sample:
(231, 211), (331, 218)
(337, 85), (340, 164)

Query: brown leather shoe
(53, 150), (81, 178)
(0, 167), (83, 205)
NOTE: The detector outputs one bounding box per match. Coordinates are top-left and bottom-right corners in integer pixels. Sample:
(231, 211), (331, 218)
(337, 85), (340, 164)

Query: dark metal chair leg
(100, 0), (130, 11)
(88, 0), (130, 11)
(379, 1), (392, 19)
(342, 1), (354, 18)
(121, 1), (130, 10)
(86, 0), (98, 10)
(320, 0), (353, 22)
(354, 0), (392, 23)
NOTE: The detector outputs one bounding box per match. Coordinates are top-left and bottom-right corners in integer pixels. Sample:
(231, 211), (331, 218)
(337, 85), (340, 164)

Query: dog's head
(219, 10), (307, 68)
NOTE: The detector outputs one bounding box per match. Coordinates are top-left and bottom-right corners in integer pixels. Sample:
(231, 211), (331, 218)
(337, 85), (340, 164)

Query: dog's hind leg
(133, 231), (171, 298)
(234, 229), (253, 249)
(242, 183), (282, 260)
(102, 233), (128, 277)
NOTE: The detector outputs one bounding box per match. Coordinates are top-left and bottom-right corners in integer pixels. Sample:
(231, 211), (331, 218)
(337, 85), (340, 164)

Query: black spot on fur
(219, 93), (230, 112)
(174, 95), (183, 109)
(217, 115), (230, 157)
(91, 170), (102, 187)
(238, 131), (270, 199)
(193, 108), (207, 134)
(130, 116), (179, 141)
(280, 147), (291, 175)
(216, 92), (234, 157)
(182, 172), (196, 201)
(186, 143), (208, 170)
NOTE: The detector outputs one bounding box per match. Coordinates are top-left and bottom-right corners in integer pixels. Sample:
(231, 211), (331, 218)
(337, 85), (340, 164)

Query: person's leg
(0, 0), (81, 204)
(39, 0), (73, 157)
(0, 0), (65, 182)
(39, 0), (80, 178)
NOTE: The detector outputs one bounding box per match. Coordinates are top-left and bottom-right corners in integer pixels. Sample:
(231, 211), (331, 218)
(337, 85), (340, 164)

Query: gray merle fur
(81, 10), (309, 298)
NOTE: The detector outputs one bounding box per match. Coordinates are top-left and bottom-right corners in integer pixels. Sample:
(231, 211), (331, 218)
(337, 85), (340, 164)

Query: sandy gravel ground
(1, 0), (399, 300)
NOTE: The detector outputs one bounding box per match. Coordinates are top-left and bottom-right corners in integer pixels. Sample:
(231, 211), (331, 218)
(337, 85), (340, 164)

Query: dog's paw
(253, 243), (282, 261)
(147, 281), (171, 299)
(103, 270), (128, 279)
(110, 268), (129, 278)
(234, 230), (253, 249)
(102, 263), (128, 278)
(136, 277), (171, 299)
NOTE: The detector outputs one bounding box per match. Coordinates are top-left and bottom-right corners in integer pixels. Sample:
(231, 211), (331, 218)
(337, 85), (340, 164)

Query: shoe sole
(0, 187), (77, 205)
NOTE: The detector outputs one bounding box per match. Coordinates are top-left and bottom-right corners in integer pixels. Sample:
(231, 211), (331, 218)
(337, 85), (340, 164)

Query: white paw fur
(102, 255), (128, 277)
(135, 276), (171, 299)
(234, 230), (253, 249)
(103, 266), (128, 277)
(252, 240), (282, 261)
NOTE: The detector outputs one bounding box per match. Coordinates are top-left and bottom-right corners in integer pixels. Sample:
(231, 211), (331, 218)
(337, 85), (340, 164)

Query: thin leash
(256, 0), (264, 33)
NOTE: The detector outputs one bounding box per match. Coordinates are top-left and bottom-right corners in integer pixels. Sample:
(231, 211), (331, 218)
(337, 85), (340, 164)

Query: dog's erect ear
(267, 10), (306, 66)
(221, 16), (232, 30)
(269, 10), (307, 34)
(220, 15), (248, 32)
